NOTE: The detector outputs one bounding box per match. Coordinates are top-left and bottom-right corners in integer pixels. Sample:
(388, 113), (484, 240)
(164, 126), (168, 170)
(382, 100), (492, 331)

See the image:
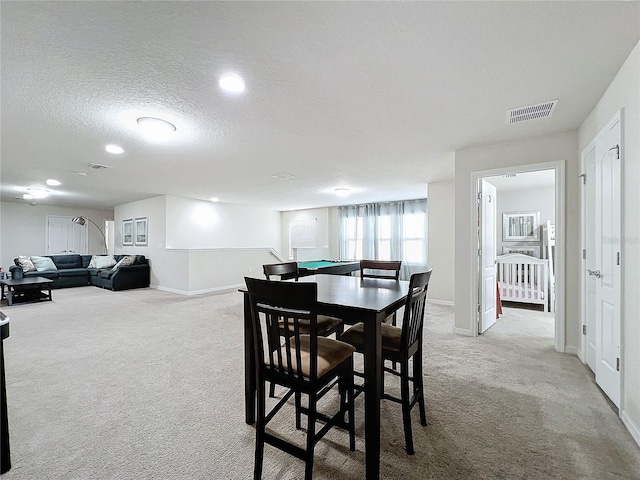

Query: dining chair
(359, 260), (402, 281)
(263, 262), (345, 399)
(340, 269), (432, 455)
(262, 261), (299, 281)
(244, 277), (356, 480)
(263, 262), (343, 335)
(360, 260), (403, 326)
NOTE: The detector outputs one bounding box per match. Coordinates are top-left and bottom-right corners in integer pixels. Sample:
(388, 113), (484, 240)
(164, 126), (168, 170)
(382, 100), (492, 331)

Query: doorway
(471, 161), (565, 353)
(480, 170), (557, 340)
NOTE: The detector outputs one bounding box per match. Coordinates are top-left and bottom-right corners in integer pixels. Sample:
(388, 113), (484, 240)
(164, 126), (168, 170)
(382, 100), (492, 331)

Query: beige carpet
(2, 287), (639, 479)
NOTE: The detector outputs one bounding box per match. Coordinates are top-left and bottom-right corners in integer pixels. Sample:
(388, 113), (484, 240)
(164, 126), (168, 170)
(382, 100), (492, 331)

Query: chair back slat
(263, 262), (299, 280)
(245, 277), (319, 382)
(360, 260), (402, 280)
(401, 270), (432, 349)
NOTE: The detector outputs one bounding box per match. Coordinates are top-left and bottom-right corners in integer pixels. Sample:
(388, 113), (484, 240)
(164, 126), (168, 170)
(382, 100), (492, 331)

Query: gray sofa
(10, 254), (150, 291)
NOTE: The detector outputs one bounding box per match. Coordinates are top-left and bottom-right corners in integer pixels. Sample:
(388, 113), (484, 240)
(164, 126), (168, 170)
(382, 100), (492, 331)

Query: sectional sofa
(9, 254), (150, 291)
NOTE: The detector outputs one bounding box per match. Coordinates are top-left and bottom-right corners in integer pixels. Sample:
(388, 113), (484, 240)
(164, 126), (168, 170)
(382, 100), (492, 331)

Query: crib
(496, 253), (550, 312)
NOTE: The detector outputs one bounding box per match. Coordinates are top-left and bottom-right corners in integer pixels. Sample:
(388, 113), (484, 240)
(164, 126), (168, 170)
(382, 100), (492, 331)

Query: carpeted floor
(2, 287), (639, 479)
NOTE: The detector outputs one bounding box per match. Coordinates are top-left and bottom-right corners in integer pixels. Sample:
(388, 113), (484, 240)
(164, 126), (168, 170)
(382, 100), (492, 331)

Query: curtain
(338, 199), (428, 280)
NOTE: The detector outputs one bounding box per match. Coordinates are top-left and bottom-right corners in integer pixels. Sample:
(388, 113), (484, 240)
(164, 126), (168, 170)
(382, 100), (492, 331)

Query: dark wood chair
(263, 262), (344, 399)
(340, 269), (432, 455)
(245, 277), (356, 480)
(262, 261), (299, 281)
(359, 260), (402, 281)
(360, 260), (403, 326)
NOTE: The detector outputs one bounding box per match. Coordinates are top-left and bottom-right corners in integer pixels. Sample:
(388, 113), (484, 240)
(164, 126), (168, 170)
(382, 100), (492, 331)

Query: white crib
(496, 253), (550, 312)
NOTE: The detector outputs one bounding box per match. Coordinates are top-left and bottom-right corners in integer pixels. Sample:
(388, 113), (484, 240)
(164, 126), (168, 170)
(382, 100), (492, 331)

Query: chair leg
(413, 352), (428, 426)
(269, 382), (275, 398)
(305, 393), (317, 480)
(339, 361), (356, 451)
(400, 359), (415, 455)
(254, 380), (266, 480)
(295, 390), (302, 430)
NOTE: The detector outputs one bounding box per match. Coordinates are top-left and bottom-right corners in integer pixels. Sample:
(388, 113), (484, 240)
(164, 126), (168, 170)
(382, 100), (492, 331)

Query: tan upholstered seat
(270, 336), (356, 378)
(279, 315), (342, 335)
(339, 322), (402, 352)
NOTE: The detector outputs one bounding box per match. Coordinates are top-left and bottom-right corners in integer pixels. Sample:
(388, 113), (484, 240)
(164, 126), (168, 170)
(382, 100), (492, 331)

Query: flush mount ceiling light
(27, 188), (49, 199)
(210, 197), (220, 202)
(137, 117), (176, 140)
(271, 172), (296, 181)
(334, 188), (351, 197)
(23, 193), (34, 200)
(105, 144), (124, 154)
(219, 73), (245, 93)
(46, 179), (61, 186)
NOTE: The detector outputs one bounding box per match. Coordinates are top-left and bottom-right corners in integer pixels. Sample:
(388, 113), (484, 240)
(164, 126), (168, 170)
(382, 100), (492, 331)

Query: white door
(479, 179), (497, 333)
(47, 216), (87, 254)
(583, 145), (597, 371)
(593, 118), (621, 407)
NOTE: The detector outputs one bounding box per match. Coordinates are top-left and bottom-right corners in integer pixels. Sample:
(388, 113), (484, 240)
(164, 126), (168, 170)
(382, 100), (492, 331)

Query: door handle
(587, 269), (602, 278)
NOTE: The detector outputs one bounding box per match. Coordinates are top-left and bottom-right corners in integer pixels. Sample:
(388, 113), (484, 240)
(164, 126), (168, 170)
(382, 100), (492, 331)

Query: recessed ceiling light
(27, 188), (49, 199)
(210, 197), (220, 202)
(105, 144), (124, 154)
(23, 193), (34, 200)
(334, 188), (351, 197)
(137, 117), (176, 140)
(219, 73), (245, 93)
(46, 179), (61, 186)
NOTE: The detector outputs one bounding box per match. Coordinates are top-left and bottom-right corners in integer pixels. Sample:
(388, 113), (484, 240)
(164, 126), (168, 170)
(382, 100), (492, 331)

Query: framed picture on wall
(502, 246), (540, 258)
(122, 219), (133, 246)
(134, 217), (148, 246)
(502, 211), (540, 241)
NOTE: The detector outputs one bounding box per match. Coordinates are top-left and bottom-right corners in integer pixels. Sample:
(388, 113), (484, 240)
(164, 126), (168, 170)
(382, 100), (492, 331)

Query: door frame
(470, 160), (565, 352)
(579, 110), (623, 402)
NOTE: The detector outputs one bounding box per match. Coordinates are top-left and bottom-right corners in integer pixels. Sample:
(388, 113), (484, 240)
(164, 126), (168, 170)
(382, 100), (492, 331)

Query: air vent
(507, 99), (558, 124)
(86, 162), (113, 170)
(271, 172), (295, 181)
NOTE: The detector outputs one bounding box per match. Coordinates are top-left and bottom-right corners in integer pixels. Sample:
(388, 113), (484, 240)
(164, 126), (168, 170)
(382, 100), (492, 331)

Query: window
(338, 199), (427, 279)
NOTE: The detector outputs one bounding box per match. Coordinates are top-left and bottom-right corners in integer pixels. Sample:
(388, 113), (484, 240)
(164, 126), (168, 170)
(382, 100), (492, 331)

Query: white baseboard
(428, 299), (455, 307)
(564, 346), (578, 356)
(621, 409), (640, 448)
(151, 284), (243, 296)
(453, 327), (473, 336)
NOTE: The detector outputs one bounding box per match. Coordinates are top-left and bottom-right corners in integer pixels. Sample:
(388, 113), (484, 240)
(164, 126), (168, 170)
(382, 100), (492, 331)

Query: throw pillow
(17, 256), (36, 272)
(30, 256), (58, 272)
(88, 255), (98, 268)
(112, 255), (136, 271)
(92, 255), (117, 269)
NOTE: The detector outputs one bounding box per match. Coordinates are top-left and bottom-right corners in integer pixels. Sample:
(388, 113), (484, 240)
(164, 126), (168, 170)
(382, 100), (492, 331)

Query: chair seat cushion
(340, 322), (402, 352)
(271, 336), (355, 378)
(278, 315), (342, 335)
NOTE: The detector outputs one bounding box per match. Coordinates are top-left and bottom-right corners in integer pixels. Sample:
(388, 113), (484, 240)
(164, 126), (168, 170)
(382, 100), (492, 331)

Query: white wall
(0, 201), (114, 270)
(454, 131), (579, 346)
(427, 181), (455, 303)
(579, 41), (640, 445)
(166, 195), (280, 249)
(114, 195), (282, 293)
(496, 186), (555, 257)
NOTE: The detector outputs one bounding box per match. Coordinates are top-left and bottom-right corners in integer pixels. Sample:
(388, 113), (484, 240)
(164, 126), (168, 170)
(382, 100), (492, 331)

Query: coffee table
(0, 277), (53, 306)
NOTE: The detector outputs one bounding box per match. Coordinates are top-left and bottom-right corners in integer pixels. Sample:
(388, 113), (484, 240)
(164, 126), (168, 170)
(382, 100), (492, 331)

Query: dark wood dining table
(241, 274), (410, 480)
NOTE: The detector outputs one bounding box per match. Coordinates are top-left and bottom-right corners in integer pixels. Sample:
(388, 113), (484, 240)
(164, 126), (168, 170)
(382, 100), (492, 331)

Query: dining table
(241, 274), (410, 480)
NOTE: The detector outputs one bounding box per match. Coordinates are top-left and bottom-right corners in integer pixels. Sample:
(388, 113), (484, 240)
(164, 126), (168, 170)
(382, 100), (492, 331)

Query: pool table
(297, 260), (360, 277)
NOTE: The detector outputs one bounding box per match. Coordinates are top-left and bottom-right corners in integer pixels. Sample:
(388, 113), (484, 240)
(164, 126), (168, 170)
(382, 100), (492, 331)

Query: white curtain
(338, 199), (428, 280)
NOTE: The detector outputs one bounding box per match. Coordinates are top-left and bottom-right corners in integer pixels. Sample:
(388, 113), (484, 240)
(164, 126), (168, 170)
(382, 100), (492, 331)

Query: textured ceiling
(1, 2), (639, 211)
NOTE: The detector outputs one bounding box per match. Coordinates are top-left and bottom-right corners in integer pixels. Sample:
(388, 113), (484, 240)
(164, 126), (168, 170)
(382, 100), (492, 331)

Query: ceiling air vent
(86, 162), (113, 170)
(507, 99), (558, 124)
